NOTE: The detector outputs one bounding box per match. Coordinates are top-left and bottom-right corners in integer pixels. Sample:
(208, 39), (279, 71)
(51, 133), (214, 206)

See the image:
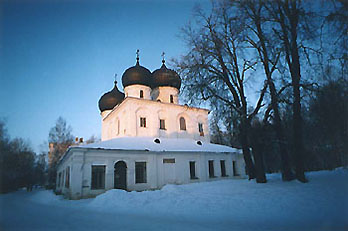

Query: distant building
(56, 52), (246, 199)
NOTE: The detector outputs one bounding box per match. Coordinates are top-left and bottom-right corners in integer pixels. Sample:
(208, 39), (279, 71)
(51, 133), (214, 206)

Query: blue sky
(0, 0), (210, 152)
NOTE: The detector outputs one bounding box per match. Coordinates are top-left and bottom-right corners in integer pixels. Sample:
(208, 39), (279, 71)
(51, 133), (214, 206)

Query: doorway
(114, 161), (127, 190)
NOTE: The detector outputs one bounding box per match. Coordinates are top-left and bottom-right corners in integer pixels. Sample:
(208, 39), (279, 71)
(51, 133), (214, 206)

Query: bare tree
(176, 3), (267, 182)
(265, 0), (323, 182)
(47, 117), (74, 187)
(233, 0), (295, 181)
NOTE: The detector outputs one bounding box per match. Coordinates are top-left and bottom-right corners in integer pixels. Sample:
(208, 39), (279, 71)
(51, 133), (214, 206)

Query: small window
(61, 171), (65, 187)
(220, 160), (227, 177)
(232, 161), (240, 176)
(208, 160), (215, 178)
(198, 123), (204, 136)
(179, 117), (186, 131)
(140, 117), (146, 128)
(163, 158), (175, 163)
(160, 119), (166, 130)
(91, 165), (106, 189)
(140, 90), (144, 98)
(58, 172), (61, 187)
(190, 161), (198, 179)
(154, 138), (161, 144)
(170, 95), (174, 103)
(65, 167), (70, 188)
(135, 162), (147, 183)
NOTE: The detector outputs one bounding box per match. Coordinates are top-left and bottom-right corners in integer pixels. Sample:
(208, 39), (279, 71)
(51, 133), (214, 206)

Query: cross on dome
(161, 52), (165, 64)
(136, 49), (140, 65)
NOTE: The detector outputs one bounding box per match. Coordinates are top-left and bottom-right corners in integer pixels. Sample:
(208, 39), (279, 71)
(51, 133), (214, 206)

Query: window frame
(140, 117), (146, 128)
(61, 171), (65, 187)
(58, 172), (61, 187)
(220, 160), (228, 177)
(179, 117), (186, 131)
(65, 167), (70, 188)
(198, 123), (204, 136)
(91, 165), (106, 190)
(189, 161), (198, 180)
(232, 160), (240, 176)
(159, 119), (166, 130)
(208, 160), (215, 178)
(135, 162), (147, 184)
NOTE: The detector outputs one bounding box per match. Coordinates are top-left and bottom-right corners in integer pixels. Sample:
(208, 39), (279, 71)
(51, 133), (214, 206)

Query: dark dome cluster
(98, 52), (181, 112)
(98, 81), (125, 112)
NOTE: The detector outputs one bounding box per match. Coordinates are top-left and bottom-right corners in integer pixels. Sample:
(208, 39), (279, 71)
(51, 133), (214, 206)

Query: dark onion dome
(152, 60), (181, 90)
(98, 81), (125, 112)
(122, 59), (152, 88)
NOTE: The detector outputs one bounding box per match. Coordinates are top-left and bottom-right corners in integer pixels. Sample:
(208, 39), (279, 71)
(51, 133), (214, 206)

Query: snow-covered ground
(0, 169), (347, 231)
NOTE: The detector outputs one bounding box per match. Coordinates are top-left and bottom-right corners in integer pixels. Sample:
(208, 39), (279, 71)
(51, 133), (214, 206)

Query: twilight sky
(0, 0), (210, 153)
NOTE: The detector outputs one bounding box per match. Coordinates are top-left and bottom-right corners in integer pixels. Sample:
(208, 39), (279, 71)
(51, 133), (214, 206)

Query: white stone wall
(56, 148), (246, 199)
(124, 85), (151, 100)
(101, 97), (210, 142)
(151, 86), (179, 104)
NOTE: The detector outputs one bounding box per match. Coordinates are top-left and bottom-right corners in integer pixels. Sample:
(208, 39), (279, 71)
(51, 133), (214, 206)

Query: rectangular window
(170, 95), (174, 103)
(220, 160), (227, 177)
(140, 117), (146, 128)
(198, 123), (204, 136)
(232, 161), (239, 176)
(160, 119), (166, 130)
(91, 165), (106, 189)
(62, 171), (65, 187)
(190, 161), (198, 179)
(208, 160), (215, 178)
(65, 167), (70, 188)
(135, 162), (147, 183)
(58, 172), (61, 187)
(163, 158), (175, 163)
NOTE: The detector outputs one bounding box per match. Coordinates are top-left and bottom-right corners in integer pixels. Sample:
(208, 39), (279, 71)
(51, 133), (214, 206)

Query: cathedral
(55, 51), (246, 199)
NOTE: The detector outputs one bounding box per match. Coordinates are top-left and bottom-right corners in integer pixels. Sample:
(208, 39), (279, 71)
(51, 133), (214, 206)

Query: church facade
(55, 53), (246, 199)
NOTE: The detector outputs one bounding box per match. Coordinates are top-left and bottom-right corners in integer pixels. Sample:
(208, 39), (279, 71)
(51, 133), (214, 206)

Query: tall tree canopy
(176, 0), (346, 183)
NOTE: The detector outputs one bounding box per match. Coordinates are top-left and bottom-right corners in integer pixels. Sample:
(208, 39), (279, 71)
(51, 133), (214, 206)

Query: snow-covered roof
(75, 137), (240, 153)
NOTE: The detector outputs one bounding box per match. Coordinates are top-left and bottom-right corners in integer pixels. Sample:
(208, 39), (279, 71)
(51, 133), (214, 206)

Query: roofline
(67, 146), (239, 154)
(103, 97), (210, 121)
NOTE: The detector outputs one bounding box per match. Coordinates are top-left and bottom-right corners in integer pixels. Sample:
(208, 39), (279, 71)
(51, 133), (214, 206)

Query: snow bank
(86, 168), (348, 225)
(1, 168), (347, 231)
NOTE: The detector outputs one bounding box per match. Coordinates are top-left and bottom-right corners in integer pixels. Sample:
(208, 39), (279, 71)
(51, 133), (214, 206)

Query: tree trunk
(251, 9), (294, 181)
(289, 1), (307, 183)
(249, 122), (267, 183)
(268, 81), (295, 181)
(291, 63), (307, 182)
(251, 141), (267, 183)
(239, 121), (256, 180)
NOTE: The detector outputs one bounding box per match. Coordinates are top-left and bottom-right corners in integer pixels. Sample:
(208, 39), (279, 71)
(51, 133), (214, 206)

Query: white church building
(55, 52), (246, 199)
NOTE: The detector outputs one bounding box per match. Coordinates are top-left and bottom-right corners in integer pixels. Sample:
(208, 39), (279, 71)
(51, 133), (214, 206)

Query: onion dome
(122, 50), (152, 88)
(98, 81), (125, 112)
(152, 56), (181, 90)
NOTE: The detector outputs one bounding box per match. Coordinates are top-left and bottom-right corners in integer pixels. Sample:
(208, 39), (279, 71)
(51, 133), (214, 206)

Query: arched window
(179, 117), (186, 131)
(170, 95), (174, 103)
(140, 90), (144, 98)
